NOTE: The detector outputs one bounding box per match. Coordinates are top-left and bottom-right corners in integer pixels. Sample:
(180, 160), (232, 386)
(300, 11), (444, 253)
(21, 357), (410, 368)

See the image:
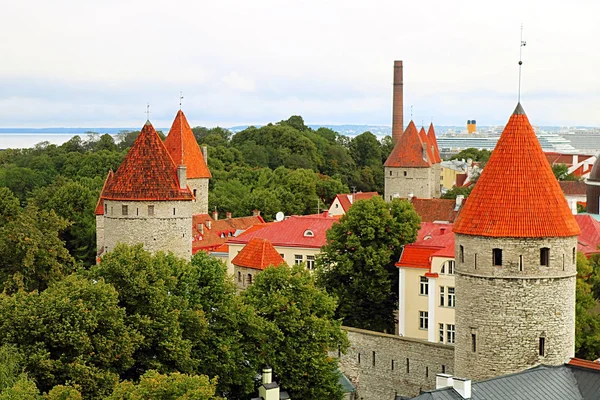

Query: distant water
(0, 133), (123, 149)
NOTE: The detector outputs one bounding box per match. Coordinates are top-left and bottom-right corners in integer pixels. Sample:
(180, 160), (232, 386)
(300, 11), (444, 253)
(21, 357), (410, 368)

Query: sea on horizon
(0, 133), (120, 150)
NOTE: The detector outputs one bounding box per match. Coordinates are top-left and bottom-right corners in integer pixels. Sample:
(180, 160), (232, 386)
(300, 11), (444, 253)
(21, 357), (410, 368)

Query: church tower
(164, 110), (211, 215)
(98, 120), (194, 260)
(452, 103), (580, 381)
(384, 121), (436, 200)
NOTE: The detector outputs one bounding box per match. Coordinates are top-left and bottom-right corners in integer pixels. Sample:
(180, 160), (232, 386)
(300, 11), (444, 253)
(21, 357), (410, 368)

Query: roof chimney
(206, 220), (212, 230)
(323, 210), (329, 218)
(392, 60), (404, 145)
(348, 194), (354, 204)
(408, 193), (414, 201)
(455, 195), (465, 211)
(253, 209), (261, 217)
(453, 377), (472, 399)
(258, 367), (280, 400)
(213, 208), (219, 221)
(177, 165), (187, 189)
(202, 146), (208, 163)
(436, 374), (454, 390)
(262, 367), (272, 385)
(197, 223), (204, 235)
(226, 211), (232, 219)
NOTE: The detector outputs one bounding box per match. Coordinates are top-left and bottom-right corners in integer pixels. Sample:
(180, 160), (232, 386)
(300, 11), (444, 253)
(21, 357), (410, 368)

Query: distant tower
(453, 103), (580, 381)
(427, 123), (442, 197)
(164, 110), (211, 215)
(98, 120), (193, 260)
(585, 157), (600, 214)
(384, 121), (435, 200)
(467, 120), (477, 134)
(392, 60), (404, 145)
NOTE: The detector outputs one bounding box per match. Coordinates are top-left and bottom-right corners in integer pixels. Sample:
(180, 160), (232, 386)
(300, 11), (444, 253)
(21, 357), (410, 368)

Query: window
(439, 287), (445, 307)
(111, 206), (114, 215)
(446, 324), (455, 344)
(104, 203), (107, 215)
(391, 360), (394, 371)
(335, 203), (339, 208)
(474, 253), (478, 269)
(419, 311), (428, 330)
(372, 351), (376, 367)
(294, 254), (303, 265)
(442, 364), (446, 373)
(247, 274), (252, 285)
(420, 277), (429, 295)
(389, 171), (392, 176)
(519, 255), (523, 271)
(237, 272), (241, 282)
(403, 171), (407, 177)
(426, 366), (429, 378)
(406, 358), (410, 373)
(358, 353), (361, 364)
(306, 255), (315, 270)
(573, 247), (576, 264)
(173, 207), (176, 215)
(193, 189), (197, 197)
(540, 248), (550, 266)
(492, 248), (502, 266)
(303, 229), (314, 237)
(279, 254), (285, 259)
(539, 337), (545, 357)
(447, 287), (456, 308)
(122, 205), (128, 216)
(439, 323), (444, 343)
(472, 333), (477, 352)
(441, 261), (454, 274)
(459, 245), (464, 263)
(136, 208), (139, 216)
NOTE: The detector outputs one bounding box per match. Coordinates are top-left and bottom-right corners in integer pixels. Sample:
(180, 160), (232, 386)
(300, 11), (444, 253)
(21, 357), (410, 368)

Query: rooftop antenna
(145, 104), (151, 121)
(518, 24), (527, 103)
(316, 198), (321, 214)
(179, 91), (184, 110)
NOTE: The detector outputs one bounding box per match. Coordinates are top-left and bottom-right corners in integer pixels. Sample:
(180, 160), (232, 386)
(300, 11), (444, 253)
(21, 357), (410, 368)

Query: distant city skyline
(1, 0), (599, 128)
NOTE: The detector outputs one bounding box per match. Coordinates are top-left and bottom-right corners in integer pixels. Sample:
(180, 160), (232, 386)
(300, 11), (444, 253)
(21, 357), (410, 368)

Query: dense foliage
(316, 197), (421, 333)
(575, 253), (600, 360)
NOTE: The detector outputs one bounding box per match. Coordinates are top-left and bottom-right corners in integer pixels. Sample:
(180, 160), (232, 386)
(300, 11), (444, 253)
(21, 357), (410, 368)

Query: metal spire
(518, 24), (527, 103)
(179, 91), (184, 110)
(145, 104), (151, 122)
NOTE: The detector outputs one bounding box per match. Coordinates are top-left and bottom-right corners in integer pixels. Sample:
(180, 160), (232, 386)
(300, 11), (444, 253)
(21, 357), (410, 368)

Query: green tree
(317, 197), (420, 332)
(348, 132), (382, 169)
(109, 371), (221, 400)
(441, 186), (473, 200)
(575, 252), (600, 360)
(552, 163), (579, 181)
(243, 264), (349, 400)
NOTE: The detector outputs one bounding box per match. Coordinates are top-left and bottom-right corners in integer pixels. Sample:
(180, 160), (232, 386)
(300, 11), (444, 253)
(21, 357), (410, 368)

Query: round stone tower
(164, 110), (211, 215)
(100, 120), (193, 260)
(452, 103), (580, 381)
(585, 157), (600, 214)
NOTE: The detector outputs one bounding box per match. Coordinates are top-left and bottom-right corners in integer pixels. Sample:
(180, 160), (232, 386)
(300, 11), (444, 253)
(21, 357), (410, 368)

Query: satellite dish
(275, 212), (285, 222)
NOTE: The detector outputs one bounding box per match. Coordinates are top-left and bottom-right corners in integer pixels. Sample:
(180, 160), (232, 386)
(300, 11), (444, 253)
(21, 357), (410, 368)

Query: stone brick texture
(188, 178), (209, 215)
(103, 199), (192, 260)
(385, 166), (433, 200)
(338, 326), (454, 400)
(454, 233), (577, 381)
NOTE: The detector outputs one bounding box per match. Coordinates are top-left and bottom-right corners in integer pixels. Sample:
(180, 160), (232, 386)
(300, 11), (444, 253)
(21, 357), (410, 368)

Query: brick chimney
(392, 60), (404, 145)
(226, 211), (232, 219)
(177, 165), (187, 189)
(202, 146), (208, 163)
(253, 209), (261, 217)
(212, 209), (219, 221)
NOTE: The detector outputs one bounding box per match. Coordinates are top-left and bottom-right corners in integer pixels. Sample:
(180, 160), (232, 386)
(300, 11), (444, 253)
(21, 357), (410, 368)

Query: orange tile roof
(335, 192), (379, 212)
(396, 226), (455, 270)
(396, 245), (440, 269)
(432, 241), (455, 258)
(410, 198), (461, 223)
(427, 123), (442, 164)
(453, 103), (580, 238)
(575, 214), (600, 257)
(103, 121), (193, 202)
(559, 181), (587, 196)
(164, 110), (211, 179)
(416, 222), (454, 241)
(192, 214), (265, 253)
(231, 238), (285, 270)
(419, 127), (435, 166)
(384, 121), (431, 168)
(568, 358), (600, 371)
(94, 170), (114, 215)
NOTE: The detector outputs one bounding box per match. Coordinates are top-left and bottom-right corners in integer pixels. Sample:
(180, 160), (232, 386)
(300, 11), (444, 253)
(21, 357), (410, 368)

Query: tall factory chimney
(392, 60), (404, 145)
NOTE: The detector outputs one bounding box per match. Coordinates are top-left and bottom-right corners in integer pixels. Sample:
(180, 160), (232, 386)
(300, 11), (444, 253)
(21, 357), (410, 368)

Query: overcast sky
(1, 0), (599, 128)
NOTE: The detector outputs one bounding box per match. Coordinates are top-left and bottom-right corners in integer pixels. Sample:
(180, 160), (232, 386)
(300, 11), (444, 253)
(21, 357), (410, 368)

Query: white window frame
(419, 311), (429, 330)
(447, 287), (456, 308)
(446, 324), (455, 344)
(419, 276), (429, 296)
(294, 254), (303, 265)
(306, 255), (315, 270)
(439, 323), (444, 343)
(439, 286), (445, 307)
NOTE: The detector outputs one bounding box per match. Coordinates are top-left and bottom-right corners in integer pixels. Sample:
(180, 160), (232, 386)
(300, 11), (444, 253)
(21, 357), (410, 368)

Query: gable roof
(164, 110), (211, 179)
(384, 121), (432, 168)
(102, 121), (193, 201)
(427, 123), (442, 164)
(94, 170), (114, 215)
(453, 103), (580, 238)
(231, 238), (285, 270)
(334, 192), (380, 213)
(192, 214), (265, 253)
(575, 214), (600, 257)
(410, 198), (462, 223)
(229, 213), (337, 248)
(396, 225), (455, 270)
(560, 181), (587, 196)
(420, 127), (436, 166)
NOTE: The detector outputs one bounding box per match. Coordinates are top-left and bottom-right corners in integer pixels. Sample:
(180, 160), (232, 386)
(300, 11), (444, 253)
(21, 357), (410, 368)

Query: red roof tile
(432, 241), (455, 258)
(427, 123), (442, 164)
(396, 245), (440, 269)
(454, 104), (580, 238)
(416, 222), (454, 242)
(575, 214), (600, 257)
(94, 170), (114, 215)
(164, 110), (211, 179)
(559, 181), (587, 196)
(410, 198), (461, 223)
(103, 121), (193, 201)
(397, 225), (455, 269)
(419, 127), (435, 166)
(335, 192), (379, 212)
(231, 238), (285, 270)
(384, 121), (432, 168)
(229, 213), (336, 248)
(192, 214), (265, 253)
(568, 358), (600, 371)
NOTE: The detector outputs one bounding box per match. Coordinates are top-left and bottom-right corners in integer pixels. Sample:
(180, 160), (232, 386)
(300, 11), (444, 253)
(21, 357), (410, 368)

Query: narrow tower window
(122, 205), (128, 216)
(406, 358), (410, 373)
(389, 171), (392, 176)
(193, 189), (197, 197)
(540, 248), (550, 267)
(372, 351), (376, 367)
(573, 247), (576, 264)
(391, 360), (394, 371)
(539, 337), (546, 357)
(519, 255), (523, 271)
(474, 253), (477, 269)
(492, 248), (502, 266)
(148, 205), (154, 216)
(471, 333), (477, 352)
(460, 245), (464, 263)
(404, 171), (407, 176)
(173, 207), (176, 216)
(247, 274), (252, 285)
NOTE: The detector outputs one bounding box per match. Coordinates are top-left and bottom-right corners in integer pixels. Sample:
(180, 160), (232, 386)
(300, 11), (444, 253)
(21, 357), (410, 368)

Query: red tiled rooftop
(396, 245), (441, 269)
(384, 121), (432, 168)
(454, 104), (580, 238)
(94, 170), (114, 215)
(416, 222), (454, 242)
(559, 181), (587, 196)
(192, 214), (265, 253)
(410, 198), (462, 223)
(419, 127), (435, 166)
(335, 192), (379, 213)
(103, 121), (193, 202)
(568, 358), (600, 371)
(427, 123), (442, 164)
(231, 238), (285, 270)
(164, 110), (211, 179)
(575, 214), (600, 257)
(432, 242), (455, 258)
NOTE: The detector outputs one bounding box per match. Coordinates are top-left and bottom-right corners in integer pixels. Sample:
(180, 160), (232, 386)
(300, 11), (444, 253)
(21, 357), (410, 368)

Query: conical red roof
(384, 121), (431, 168)
(102, 121), (193, 201)
(427, 123), (442, 163)
(419, 127), (435, 165)
(94, 170), (114, 215)
(454, 103), (580, 237)
(231, 238), (285, 270)
(164, 110), (211, 179)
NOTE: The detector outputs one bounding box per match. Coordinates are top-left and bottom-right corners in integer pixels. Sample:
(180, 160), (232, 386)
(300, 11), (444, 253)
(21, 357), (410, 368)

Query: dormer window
(304, 229), (314, 237)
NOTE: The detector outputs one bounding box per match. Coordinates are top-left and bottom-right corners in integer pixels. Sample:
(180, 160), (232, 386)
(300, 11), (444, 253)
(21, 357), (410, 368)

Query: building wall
(402, 268), (429, 340)
(454, 233), (577, 381)
(431, 257), (457, 345)
(328, 198), (346, 216)
(234, 265), (260, 290)
(338, 326), (454, 400)
(103, 199), (192, 260)
(227, 243), (320, 276)
(188, 178), (209, 215)
(434, 163), (442, 197)
(96, 214), (104, 256)
(385, 166), (432, 200)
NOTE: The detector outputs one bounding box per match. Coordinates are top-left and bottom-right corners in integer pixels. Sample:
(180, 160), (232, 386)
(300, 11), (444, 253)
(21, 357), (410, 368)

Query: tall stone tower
(97, 120), (194, 260)
(384, 121), (437, 200)
(392, 60), (404, 145)
(452, 103), (580, 381)
(164, 110), (211, 215)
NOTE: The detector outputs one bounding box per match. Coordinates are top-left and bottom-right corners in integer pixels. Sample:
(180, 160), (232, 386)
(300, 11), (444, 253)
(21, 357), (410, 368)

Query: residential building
(545, 151), (597, 180)
(231, 237), (285, 290)
(328, 192), (379, 217)
(560, 181), (587, 211)
(192, 211), (265, 254)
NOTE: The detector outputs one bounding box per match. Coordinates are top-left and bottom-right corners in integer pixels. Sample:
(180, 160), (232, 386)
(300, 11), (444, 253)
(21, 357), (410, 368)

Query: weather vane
(146, 104), (151, 121)
(518, 24), (527, 103)
(179, 91), (184, 110)
(410, 105), (413, 119)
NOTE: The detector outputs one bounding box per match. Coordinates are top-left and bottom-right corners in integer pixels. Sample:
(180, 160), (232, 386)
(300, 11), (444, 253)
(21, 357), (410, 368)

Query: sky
(0, 0), (599, 128)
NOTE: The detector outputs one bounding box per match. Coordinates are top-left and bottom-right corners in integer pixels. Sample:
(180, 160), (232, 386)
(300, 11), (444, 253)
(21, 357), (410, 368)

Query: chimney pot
(206, 220), (212, 229)
(323, 210), (329, 218)
(253, 209), (261, 217)
(262, 368), (273, 385)
(226, 212), (232, 219)
(202, 146), (208, 162)
(198, 224), (204, 235)
(212, 210), (218, 221)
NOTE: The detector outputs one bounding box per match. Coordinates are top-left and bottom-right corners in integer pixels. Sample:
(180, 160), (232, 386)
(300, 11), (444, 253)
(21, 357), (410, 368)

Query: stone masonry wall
(454, 234), (577, 381)
(103, 199), (192, 260)
(338, 326), (454, 400)
(188, 178), (209, 215)
(385, 167), (432, 201)
(434, 163), (442, 198)
(96, 214), (104, 256)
